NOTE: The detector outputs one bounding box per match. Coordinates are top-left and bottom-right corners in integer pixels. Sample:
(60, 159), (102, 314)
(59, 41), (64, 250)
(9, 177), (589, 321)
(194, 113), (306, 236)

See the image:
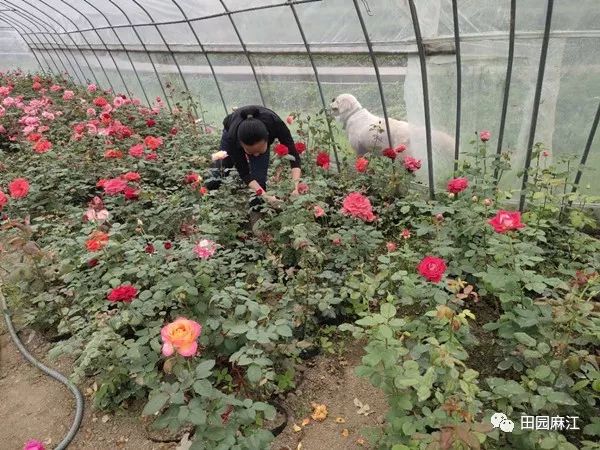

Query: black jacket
(220, 106), (301, 185)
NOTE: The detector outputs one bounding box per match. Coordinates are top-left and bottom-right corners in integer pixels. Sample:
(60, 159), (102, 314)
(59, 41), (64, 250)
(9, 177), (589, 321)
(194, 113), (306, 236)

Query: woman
(205, 106), (302, 207)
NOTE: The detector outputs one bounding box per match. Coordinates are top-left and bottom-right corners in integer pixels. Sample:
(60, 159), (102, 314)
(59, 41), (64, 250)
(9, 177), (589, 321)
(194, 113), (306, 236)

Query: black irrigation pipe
(18, 0), (323, 36)
(1, 286), (84, 450)
(19, 0), (104, 88)
(494, 0), (516, 183)
(288, 1), (340, 172)
(2, 0), (87, 84)
(0, 8), (71, 80)
(407, 0), (435, 200)
(129, 0), (201, 120)
(519, 0), (554, 212)
(79, 0), (151, 106)
(570, 100), (600, 197)
(351, 0), (394, 150)
(0, 12), (50, 74)
(105, 0), (172, 111)
(451, 0), (461, 174)
(218, 0), (265, 106)
(171, 0), (228, 116)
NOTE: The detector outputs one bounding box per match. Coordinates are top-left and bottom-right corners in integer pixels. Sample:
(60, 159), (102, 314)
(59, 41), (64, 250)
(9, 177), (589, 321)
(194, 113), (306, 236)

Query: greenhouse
(0, 1), (599, 449)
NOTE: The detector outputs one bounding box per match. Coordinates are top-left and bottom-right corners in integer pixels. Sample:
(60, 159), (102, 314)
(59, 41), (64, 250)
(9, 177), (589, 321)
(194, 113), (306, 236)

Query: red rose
(145, 243), (155, 254)
(34, 139), (52, 154)
(121, 171), (141, 182)
(129, 144), (144, 158)
(542, 150), (550, 157)
(404, 156), (422, 173)
(395, 144), (407, 154)
(295, 142), (306, 154)
(488, 210), (525, 234)
(417, 256), (447, 283)
(382, 147), (397, 160)
(255, 188), (264, 196)
(355, 157), (369, 173)
(104, 149), (123, 159)
(163, 241), (173, 250)
(8, 178), (29, 198)
(32, 81), (42, 91)
(341, 192), (376, 222)
(297, 183), (309, 194)
(107, 284), (138, 303)
(94, 97), (108, 107)
(286, 115), (294, 125)
(87, 258), (99, 268)
(316, 152), (330, 169)
(332, 237), (342, 246)
(0, 191), (8, 209)
(447, 177), (469, 194)
(103, 178), (128, 195)
(401, 229), (411, 240)
(199, 186), (208, 195)
(146, 119), (156, 127)
(144, 135), (163, 150)
(274, 143), (288, 157)
(145, 152), (158, 161)
(123, 186), (139, 200)
(386, 242), (397, 252)
(480, 130), (491, 142)
(170, 127), (179, 136)
(184, 172), (200, 184)
(27, 133), (42, 142)
(85, 230), (109, 252)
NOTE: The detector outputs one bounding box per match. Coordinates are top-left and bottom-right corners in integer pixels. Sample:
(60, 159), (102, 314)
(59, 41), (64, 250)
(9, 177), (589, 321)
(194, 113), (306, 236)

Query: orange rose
(85, 230), (109, 252)
(161, 318), (202, 357)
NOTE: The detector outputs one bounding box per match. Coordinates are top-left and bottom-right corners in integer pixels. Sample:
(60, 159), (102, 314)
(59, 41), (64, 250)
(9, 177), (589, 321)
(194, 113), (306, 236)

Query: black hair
(237, 106), (268, 145)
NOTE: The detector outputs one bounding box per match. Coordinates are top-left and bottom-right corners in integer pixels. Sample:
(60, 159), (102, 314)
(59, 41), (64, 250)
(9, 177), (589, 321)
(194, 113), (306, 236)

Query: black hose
(0, 286), (84, 450)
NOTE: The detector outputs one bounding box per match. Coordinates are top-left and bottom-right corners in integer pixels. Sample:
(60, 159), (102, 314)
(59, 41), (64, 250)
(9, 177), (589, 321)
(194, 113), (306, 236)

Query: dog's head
(330, 94), (361, 118)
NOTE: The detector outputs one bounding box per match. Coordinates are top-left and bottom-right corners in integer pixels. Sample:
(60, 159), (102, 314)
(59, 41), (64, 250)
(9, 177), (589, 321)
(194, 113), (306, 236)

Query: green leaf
(546, 391), (578, 406)
(514, 332), (537, 347)
(247, 365), (262, 384)
(534, 365), (552, 380)
(188, 408), (207, 425)
(379, 325), (393, 340)
(138, 290), (153, 301)
(583, 422), (600, 436)
(380, 303), (396, 319)
(195, 360), (215, 379)
(276, 324), (293, 337)
(540, 436), (558, 449)
(193, 379), (212, 396)
(142, 392), (169, 416)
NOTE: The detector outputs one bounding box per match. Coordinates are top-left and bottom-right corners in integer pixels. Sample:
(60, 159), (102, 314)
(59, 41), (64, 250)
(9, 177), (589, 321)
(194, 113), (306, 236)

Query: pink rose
(479, 130), (491, 142)
(341, 192), (376, 222)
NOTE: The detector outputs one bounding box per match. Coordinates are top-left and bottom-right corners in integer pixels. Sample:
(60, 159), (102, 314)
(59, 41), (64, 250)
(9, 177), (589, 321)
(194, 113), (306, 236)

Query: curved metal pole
(0, 7), (71, 79)
(79, 0), (150, 105)
(451, 0), (461, 173)
(129, 0), (199, 119)
(55, 0), (131, 96)
(494, 0), (516, 183)
(407, 0), (435, 200)
(218, 0), (265, 106)
(105, 0), (171, 110)
(351, 0), (394, 150)
(571, 100), (600, 195)
(519, 0), (554, 212)
(32, 0), (110, 90)
(289, 1), (340, 172)
(171, 0), (228, 116)
(0, 12), (49, 73)
(1, 1), (85, 84)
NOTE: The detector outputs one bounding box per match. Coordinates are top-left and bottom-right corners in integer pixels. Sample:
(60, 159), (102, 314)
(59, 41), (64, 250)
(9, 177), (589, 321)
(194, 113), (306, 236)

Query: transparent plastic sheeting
(0, 0), (598, 194)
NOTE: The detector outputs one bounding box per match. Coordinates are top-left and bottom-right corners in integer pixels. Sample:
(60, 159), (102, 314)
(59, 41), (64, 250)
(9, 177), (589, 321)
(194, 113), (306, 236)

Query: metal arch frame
(494, 0), (516, 182)
(407, 0), (435, 200)
(1, 1), (86, 84)
(451, 0), (461, 174)
(0, 6), (73, 80)
(0, 12), (50, 73)
(218, 0), (265, 106)
(16, 0), (104, 88)
(104, 0), (172, 110)
(170, 0), (228, 116)
(289, 1), (340, 172)
(22, 0), (323, 36)
(518, 0), (554, 212)
(128, 0), (201, 120)
(571, 100), (600, 196)
(351, 0), (394, 151)
(54, 0), (131, 97)
(79, 0), (151, 105)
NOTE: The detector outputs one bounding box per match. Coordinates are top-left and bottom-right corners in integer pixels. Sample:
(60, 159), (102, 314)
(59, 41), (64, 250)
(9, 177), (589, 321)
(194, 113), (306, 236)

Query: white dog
(330, 94), (456, 179)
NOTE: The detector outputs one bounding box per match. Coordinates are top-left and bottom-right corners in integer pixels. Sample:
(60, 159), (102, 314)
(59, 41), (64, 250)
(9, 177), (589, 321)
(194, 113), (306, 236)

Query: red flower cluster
(107, 284), (138, 303)
(316, 152), (330, 170)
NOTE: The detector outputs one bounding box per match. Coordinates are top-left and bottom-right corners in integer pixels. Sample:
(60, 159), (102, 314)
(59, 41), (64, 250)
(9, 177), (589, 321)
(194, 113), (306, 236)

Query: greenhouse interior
(0, 1), (599, 450)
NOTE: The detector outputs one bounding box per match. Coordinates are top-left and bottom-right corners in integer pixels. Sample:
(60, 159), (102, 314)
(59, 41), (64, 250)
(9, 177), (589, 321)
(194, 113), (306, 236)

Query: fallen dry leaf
(301, 418), (310, 427)
(341, 429), (349, 437)
(310, 402), (328, 421)
(356, 437), (366, 446)
(293, 424), (302, 433)
(335, 417), (346, 424)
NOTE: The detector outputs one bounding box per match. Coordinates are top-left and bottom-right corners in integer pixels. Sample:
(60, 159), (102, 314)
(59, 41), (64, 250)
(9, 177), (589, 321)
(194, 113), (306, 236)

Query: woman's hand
(264, 194), (283, 208)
